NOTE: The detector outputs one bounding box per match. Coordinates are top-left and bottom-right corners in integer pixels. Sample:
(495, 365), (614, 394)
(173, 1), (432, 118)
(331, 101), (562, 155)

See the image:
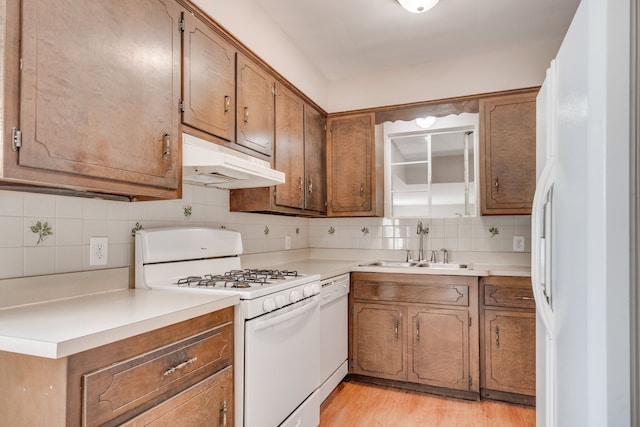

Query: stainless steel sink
(360, 260), (419, 268)
(358, 260), (469, 270)
(416, 262), (469, 269)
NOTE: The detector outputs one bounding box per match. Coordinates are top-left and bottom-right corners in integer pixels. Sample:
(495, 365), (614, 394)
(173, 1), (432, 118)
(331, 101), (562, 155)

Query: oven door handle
(252, 298), (318, 332)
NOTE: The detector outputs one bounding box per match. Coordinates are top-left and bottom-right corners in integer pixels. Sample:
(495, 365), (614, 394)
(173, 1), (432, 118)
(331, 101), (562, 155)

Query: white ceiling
(250, 0), (580, 81)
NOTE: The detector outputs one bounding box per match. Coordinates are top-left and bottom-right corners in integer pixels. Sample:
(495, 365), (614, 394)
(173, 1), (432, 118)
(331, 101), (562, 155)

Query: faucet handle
(406, 250), (413, 262)
(430, 250), (437, 263)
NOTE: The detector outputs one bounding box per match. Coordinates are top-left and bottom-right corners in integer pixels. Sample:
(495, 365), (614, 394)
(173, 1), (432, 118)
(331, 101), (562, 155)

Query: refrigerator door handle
(531, 159), (556, 335)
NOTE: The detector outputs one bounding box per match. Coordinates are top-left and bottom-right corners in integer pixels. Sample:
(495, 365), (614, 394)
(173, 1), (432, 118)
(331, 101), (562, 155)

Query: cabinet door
(304, 105), (326, 213)
(121, 366), (233, 427)
(19, 0), (181, 191)
(327, 113), (375, 216)
(274, 84), (305, 209)
(352, 302), (407, 381)
(182, 12), (235, 142)
(408, 307), (470, 391)
(483, 310), (536, 396)
(479, 92), (537, 214)
(236, 54), (275, 158)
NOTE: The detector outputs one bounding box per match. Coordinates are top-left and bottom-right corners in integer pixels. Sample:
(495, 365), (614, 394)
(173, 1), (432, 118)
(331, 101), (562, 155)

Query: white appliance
(135, 227), (321, 427)
(182, 133), (285, 188)
(319, 274), (350, 402)
(532, 1), (632, 426)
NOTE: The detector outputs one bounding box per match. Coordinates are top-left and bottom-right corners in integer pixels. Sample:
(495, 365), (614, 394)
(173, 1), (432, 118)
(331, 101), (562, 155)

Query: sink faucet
(417, 221), (425, 261)
(441, 248), (449, 264)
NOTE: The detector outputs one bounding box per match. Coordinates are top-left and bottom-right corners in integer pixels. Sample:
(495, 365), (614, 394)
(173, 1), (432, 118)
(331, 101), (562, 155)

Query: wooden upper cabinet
(479, 91), (537, 215)
(16, 0), (182, 195)
(327, 113), (376, 216)
(182, 12), (236, 142)
(304, 105), (327, 213)
(236, 53), (275, 158)
(274, 84), (305, 209)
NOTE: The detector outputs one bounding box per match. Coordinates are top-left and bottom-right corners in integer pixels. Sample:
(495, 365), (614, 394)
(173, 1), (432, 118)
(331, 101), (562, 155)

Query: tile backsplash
(0, 185), (530, 279)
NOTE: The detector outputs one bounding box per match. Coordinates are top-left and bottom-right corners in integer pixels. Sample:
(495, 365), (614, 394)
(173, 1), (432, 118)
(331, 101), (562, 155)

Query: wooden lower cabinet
(121, 366), (233, 427)
(480, 276), (536, 405)
(350, 273), (479, 398)
(0, 308), (233, 427)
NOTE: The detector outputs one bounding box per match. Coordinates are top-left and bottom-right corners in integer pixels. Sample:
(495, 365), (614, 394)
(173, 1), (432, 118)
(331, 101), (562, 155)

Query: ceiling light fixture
(397, 0), (439, 14)
(416, 116), (437, 129)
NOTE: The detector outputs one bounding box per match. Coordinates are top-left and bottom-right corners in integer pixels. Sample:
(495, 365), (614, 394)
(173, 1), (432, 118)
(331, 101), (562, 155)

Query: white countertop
(0, 269), (238, 359)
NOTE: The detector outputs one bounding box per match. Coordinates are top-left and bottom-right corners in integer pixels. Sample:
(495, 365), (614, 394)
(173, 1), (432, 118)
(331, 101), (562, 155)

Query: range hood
(182, 133), (285, 189)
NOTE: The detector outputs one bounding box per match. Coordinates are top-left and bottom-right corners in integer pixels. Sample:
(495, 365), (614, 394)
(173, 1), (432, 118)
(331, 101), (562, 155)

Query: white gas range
(135, 227), (321, 427)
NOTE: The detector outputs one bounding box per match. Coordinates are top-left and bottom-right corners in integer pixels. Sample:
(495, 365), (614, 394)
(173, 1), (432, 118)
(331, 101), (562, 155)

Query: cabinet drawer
(82, 322), (232, 427)
(484, 285), (535, 309)
(353, 279), (469, 307)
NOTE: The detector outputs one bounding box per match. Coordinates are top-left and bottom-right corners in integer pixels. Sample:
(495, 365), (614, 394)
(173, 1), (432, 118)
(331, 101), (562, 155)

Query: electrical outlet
(513, 235), (525, 252)
(285, 235), (291, 250)
(90, 236), (108, 266)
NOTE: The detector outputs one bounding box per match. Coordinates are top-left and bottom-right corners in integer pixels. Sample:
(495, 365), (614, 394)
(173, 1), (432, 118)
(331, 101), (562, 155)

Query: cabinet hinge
(468, 317), (472, 327)
(329, 124), (333, 132)
(350, 306), (354, 315)
(349, 359), (355, 368)
(469, 376), (472, 387)
(178, 17), (185, 33)
(273, 188), (277, 203)
(11, 127), (22, 151)
(271, 84), (276, 96)
(178, 99), (185, 113)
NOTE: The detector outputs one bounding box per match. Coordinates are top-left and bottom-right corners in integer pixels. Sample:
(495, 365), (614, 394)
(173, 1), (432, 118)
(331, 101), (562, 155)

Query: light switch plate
(513, 235), (525, 252)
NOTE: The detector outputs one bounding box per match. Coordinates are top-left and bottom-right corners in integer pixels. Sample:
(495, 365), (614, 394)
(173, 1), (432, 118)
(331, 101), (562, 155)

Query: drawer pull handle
(308, 178), (313, 194)
(513, 296), (534, 301)
(494, 177), (500, 192)
(221, 400), (228, 426)
(162, 132), (171, 158)
(163, 357), (198, 376)
(244, 106), (249, 124)
(360, 185), (365, 196)
(224, 95), (231, 113)
(495, 326), (500, 348)
(394, 319), (399, 340)
(416, 322), (420, 342)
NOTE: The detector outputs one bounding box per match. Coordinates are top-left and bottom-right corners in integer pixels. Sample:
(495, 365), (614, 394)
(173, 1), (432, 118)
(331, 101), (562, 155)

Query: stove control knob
(303, 285), (313, 298)
(262, 298), (276, 313)
(275, 294), (287, 308)
(289, 290), (301, 303)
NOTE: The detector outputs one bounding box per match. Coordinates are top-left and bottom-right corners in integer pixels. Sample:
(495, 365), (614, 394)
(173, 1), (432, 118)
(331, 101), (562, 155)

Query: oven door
(244, 295), (320, 427)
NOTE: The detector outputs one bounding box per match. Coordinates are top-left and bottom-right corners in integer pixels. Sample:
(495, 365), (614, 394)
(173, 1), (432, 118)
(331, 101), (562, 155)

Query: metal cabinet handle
(416, 322), (420, 342)
(308, 179), (313, 194)
(224, 96), (231, 113)
(513, 296), (534, 301)
(163, 132), (171, 158)
(298, 176), (303, 190)
(360, 185), (364, 196)
(394, 319), (399, 340)
(163, 356), (197, 376)
(495, 326), (500, 348)
(494, 177), (500, 193)
(244, 106), (249, 124)
(221, 400), (228, 426)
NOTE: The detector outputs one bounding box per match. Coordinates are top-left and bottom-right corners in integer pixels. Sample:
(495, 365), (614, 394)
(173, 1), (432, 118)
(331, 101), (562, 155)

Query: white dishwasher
(319, 273), (350, 403)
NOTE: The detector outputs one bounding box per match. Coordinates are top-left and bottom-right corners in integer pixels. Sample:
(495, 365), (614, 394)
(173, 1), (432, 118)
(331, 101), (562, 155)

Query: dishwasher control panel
(320, 274), (350, 306)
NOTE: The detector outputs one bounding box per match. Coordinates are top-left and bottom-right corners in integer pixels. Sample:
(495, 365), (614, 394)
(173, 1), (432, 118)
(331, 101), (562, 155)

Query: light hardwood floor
(320, 381), (535, 427)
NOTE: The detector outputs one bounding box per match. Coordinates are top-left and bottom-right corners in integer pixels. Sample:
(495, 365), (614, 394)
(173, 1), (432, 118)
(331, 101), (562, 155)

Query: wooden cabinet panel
(236, 54), (275, 158)
(479, 276), (535, 404)
(121, 366), (233, 427)
(483, 310), (535, 396)
(304, 105), (327, 213)
(18, 0), (181, 191)
(479, 91), (537, 215)
(82, 323), (232, 427)
(327, 113), (376, 216)
(275, 84), (305, 209)
(352, 302), (407, 381)
(182, 12), (236, 142)
(409, 308), (470, 391)
(350, 272), (479, 397)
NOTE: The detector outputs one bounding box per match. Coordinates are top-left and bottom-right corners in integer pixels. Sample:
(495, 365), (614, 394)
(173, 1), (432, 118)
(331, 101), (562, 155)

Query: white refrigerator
(531, 0), (632, 426)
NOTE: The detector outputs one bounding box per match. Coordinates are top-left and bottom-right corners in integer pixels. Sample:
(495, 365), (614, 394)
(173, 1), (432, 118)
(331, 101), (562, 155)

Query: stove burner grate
(176, 269), (300, 289)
